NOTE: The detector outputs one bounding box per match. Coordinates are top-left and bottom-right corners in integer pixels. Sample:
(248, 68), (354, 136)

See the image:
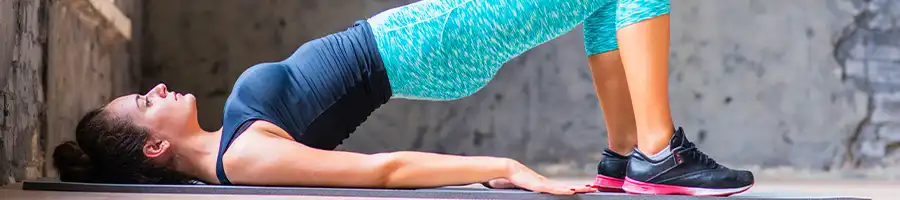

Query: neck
(169, 128), (222, 180)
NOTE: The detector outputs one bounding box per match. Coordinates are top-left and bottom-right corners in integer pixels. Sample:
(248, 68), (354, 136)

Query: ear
(143, 139), (171, 158)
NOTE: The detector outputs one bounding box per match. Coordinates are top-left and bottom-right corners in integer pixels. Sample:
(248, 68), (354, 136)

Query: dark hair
(52, 108), (193, 184)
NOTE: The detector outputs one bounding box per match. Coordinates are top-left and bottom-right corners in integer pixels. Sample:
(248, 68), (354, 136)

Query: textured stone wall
(837, 0), (900, 168)
(0, 0), (47, 186)
(664, 0), (866, 171)
(0, 0), (141, 186)
(143, 0), (897, 175)
(44, 0), (142, 179)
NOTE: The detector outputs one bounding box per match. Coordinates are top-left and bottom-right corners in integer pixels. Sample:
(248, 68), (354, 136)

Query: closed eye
(145, 96), (152, 108)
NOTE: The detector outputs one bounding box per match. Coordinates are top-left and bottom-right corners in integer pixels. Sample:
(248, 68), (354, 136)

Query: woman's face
(106, 83), (200, 140)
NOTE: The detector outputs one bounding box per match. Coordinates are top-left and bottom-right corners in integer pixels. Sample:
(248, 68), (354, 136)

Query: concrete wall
(0, 0), (141, 186)
(142, 0), (898, 176)
(1, 0), (46, 186)
(663, 1), (865, 171)
(839, 0), (900, 169)
(44, 0), (142, 179)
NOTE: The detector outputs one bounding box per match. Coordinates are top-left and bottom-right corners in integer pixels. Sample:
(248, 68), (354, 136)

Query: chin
(182, 93), (197, 107)
(178, 95), (198, 114)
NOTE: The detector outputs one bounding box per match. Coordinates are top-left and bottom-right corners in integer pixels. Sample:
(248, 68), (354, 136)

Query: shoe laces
(680, 140), (720, 168)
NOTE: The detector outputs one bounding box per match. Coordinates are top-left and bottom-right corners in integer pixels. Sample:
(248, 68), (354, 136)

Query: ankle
(636, 128), (674, 155)
(609, 146), (634, 156)
(637, 137), (670, 155)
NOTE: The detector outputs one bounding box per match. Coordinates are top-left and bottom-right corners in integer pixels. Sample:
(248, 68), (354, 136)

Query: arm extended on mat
(225, 130), (508, 187)
(221, 129), (589, 194)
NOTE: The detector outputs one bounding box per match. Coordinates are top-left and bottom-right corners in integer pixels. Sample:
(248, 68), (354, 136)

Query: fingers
(571, 185), (598, 193)
(504, 163), (596, 195)
(527, 184), (572, 195)
(528, 182), (596, 195)
(556, 184), (596, 195)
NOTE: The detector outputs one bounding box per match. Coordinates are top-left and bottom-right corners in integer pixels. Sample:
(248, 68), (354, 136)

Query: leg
(582, 4), (638, 156)
(614, 1), (754, 196)
(581, 3), (636, 192)
(367, 0), (606, 101)
(614, 1), (672, 155)
(587, 51), (637, 154)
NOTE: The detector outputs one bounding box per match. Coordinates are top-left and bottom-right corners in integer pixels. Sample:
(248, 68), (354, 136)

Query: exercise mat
(21, 179), (868, 200)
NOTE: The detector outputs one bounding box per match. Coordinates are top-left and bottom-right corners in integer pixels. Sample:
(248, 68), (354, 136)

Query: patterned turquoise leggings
(368, 0), (670, 101)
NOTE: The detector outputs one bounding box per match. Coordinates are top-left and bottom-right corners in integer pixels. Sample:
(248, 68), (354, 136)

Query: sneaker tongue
(670, 127), (688, 148)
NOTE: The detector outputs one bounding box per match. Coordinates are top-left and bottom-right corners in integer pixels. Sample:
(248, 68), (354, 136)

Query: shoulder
(218, 120), (302, 183)
(225, 120), (294, 156)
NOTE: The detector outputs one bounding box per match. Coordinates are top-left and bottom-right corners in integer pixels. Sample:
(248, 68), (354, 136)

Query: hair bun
(53, 141), (95, 182)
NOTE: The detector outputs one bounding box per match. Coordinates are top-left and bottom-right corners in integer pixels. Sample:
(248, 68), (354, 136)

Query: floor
(3, 178), (897, 200)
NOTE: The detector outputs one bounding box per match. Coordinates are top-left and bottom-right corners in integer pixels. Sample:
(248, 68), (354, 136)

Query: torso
(213, 20), (393, 185)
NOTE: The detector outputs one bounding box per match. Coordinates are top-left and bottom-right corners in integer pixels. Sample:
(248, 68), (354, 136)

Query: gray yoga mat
(21, 179), (868, 200)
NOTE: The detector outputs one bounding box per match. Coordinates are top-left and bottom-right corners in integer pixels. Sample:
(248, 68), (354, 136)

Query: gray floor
(2, 179), (894, 200)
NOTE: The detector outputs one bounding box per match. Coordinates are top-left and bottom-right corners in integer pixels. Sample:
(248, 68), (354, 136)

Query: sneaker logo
(674, 153), (683, 164)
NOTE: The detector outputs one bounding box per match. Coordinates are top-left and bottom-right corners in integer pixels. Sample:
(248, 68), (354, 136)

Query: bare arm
(222, 130), (512, 188)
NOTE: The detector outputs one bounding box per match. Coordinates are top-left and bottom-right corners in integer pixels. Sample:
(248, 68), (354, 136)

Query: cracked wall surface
(43, 0), (143, 179)
(141, 0), (889, 174)
(663, 0), (867, 171)
(837, 0), (900, 168)
(0, 0), (46, 186)
(1, 0), (141, 186)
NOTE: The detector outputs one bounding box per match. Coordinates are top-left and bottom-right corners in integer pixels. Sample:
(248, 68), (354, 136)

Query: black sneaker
(590, 149), (629, 192)
(623, 127), (754, 196)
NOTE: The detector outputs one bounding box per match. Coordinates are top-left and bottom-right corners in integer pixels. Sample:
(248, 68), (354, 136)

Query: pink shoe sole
(622, 177), (753, 196)
(590, 174), (625, 192)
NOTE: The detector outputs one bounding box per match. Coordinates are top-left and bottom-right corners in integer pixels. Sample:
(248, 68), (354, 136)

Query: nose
(147, 83), (169, 98)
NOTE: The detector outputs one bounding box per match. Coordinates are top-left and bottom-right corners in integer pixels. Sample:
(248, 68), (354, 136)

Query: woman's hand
(502, 159), (596, 195)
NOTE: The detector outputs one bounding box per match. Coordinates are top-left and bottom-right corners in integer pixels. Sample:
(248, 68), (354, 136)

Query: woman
(52, 0), (754, 196)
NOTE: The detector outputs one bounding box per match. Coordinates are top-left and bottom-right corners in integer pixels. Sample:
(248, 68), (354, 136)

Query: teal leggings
(368, 0), (670, 101)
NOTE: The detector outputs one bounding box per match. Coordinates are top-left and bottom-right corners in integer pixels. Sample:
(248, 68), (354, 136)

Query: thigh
(369, 0), (608, 100)
(583, 0), (619, 56)
(615, 0), (670, 30)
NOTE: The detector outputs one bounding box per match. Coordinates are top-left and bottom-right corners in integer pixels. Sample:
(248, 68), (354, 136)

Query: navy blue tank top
(215, 20), (392, 185)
